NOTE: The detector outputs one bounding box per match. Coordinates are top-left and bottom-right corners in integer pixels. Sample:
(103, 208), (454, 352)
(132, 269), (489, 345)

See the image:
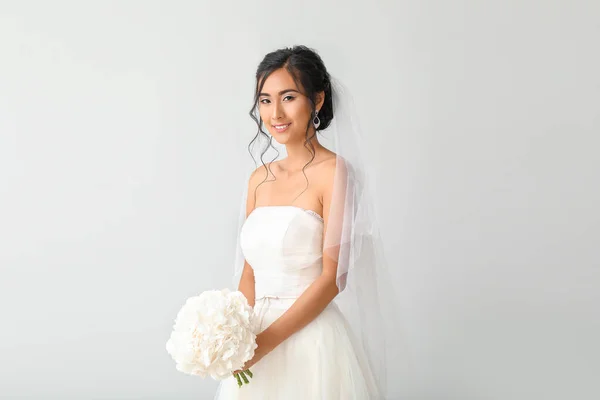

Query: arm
(238, 261), (255, 308)
(259, 159), (347, 350)
(236, 166), (266, 308)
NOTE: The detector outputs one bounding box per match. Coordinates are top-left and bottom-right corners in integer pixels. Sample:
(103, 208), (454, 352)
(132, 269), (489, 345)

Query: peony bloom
(166, 289), (258, 382)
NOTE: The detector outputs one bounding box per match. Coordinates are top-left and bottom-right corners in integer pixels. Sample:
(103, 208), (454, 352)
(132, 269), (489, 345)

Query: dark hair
(248, 45), (334, 204)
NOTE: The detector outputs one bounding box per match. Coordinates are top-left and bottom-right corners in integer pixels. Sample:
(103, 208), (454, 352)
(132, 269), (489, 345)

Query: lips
(272, 123), (291, 133)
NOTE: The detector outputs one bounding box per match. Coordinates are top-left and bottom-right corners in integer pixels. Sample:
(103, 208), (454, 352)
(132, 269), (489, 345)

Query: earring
(313, 110), (321, 130)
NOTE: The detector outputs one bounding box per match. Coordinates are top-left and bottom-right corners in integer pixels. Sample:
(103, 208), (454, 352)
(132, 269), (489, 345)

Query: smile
(272, 123), (291, 133)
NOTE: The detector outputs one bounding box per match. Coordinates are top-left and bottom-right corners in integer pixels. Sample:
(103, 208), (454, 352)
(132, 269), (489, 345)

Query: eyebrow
(258, 89), (300, 97)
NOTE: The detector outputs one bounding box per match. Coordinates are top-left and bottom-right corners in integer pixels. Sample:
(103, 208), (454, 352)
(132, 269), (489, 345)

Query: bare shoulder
(247, 162), (274, 189)
(319, 154), (348, 182)
(320, 155), (338, 178)
(245, 164), (271, 213)
(315, 154), (346, 195)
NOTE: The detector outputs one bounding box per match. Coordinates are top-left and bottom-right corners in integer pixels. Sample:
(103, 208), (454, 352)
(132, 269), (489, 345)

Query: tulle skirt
(213, 298), (381, 400)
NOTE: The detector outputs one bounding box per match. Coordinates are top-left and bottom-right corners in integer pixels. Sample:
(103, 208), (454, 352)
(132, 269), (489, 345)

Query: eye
(283, 95), (295, 101)
(259, 98), (271, 104)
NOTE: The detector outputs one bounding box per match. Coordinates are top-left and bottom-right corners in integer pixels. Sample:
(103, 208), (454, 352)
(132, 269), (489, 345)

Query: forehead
(260, 68), (299, 93)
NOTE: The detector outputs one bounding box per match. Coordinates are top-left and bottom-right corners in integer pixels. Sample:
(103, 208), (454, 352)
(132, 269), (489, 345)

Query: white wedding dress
(214, 205), (381, 400)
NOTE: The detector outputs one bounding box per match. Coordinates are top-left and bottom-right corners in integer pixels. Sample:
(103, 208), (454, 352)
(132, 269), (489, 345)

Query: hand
(233, 332), (278, 374)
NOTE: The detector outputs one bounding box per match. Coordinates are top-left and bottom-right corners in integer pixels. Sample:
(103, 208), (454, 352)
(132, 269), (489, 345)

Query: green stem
(240, 370), (250, 384)
(244, 368), (253, 378)
(235, 372), (242, 388)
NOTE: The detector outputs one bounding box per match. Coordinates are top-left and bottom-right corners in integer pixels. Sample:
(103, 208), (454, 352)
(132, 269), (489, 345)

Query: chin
(269, 129), (296, 145)
(271, 134), (290, 145)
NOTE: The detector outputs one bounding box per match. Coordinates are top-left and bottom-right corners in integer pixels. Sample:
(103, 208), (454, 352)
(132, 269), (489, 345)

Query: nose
(271, 101), (284, 121)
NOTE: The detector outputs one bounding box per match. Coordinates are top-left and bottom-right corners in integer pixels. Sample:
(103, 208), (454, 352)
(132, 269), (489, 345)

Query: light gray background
(1, 1), (598, 399)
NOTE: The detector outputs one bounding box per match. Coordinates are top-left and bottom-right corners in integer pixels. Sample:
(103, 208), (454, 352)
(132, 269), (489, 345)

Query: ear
(315, 91), (325, 112)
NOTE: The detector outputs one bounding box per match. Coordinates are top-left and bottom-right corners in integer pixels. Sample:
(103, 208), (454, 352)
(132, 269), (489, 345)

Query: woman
(214, 46), (402, 399)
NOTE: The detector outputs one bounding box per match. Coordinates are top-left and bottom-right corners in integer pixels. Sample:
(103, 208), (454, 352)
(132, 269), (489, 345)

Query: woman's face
(257, 68), (319, 145)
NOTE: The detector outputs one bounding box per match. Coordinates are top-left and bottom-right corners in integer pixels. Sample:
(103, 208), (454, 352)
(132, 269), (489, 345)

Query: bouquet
(166, 288), (258, 387)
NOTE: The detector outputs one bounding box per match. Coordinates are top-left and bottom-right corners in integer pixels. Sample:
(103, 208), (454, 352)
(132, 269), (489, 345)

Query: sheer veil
(231, 76), (411, 399)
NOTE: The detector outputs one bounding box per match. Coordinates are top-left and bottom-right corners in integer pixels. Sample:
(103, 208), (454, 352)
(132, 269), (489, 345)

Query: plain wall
(0, 1), (598, 399)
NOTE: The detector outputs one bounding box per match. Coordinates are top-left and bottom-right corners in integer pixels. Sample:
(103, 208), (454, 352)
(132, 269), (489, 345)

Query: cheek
(287, 102), (310, 122)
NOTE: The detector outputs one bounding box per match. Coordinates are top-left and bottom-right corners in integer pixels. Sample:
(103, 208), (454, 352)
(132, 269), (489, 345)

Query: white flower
(166, 288), (258, 380)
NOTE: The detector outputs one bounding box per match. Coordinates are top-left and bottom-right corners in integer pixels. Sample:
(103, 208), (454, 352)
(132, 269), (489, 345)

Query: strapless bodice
(240, 206), (324, 299)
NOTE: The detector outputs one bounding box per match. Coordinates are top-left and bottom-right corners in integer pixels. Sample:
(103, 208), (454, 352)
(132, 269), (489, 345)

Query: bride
(214, 45), (403, 400)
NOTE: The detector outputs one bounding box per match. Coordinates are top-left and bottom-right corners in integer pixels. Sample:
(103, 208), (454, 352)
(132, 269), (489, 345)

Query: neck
(283, 129), (324, 171)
